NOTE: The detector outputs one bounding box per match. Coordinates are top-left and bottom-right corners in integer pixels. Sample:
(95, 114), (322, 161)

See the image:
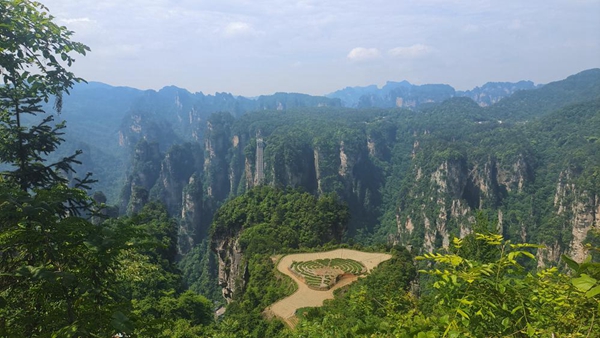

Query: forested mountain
(3, 2), (599, 337)
(327, 78), (540, 108)
(47, 75), (545, 202)
(456, 80), (541, 107)
(43, 67), (600, 301)
(40, 68), (599, 265)
(42, 82), (340, 201)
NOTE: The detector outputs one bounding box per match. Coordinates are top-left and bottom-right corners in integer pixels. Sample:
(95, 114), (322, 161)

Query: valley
(1, 3), (599, 335)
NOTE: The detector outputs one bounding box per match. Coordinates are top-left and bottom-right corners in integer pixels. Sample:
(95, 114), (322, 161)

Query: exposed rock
(537, 241), (562, 268)
(423, 214), (435, 252)
(367, 138), (376, 157)
(405, 216), (414, 234)
(179, 174), (214, 255)
(569, 195), (596, 262)
(536, 169), (599, 264)
(120, 140), (162, 214)
(244, 158), (254, 190)
(213, 233), (247, 303)
(395, 154), (537, 251)
(314, 149), (322, 194)
(497, 155), (529, 193)
(339, 141), (349, 177)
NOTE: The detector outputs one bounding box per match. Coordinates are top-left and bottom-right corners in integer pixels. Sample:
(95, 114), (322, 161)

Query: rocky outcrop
(497, 155), (529, 194)
(152, 143), (202, 215)
(179, 174), (213, 255)
(120, 140), (162, 214)
(395, 153), (532, 251)
(536, 170), (600, 265)
(213, 233), (247, 303)
(203, 114), (234, 201)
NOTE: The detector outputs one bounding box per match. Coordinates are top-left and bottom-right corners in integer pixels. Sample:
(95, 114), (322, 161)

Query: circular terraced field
(290, 258), (366, 290)
(267, 249), (392, 328)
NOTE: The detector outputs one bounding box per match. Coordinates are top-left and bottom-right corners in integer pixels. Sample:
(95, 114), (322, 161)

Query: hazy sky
(41, 0), (600, 96)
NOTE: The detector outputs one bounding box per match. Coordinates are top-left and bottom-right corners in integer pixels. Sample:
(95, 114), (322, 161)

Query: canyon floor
(266, 249), (392, 328)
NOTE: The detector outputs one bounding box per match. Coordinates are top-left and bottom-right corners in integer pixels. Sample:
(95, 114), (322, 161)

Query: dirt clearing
(266, 249), (392, 328)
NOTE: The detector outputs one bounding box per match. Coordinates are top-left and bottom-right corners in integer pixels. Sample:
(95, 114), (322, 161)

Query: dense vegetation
(288, 233), (600, 337)
(208, 186), (350, 336)
(1, 1), (599, 337)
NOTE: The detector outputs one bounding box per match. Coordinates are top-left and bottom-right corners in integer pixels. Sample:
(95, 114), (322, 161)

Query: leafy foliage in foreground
(290, 234), (600, 337)
(104, 203), (215, 337)
(0, 182), (134, 336)
(0, 1), (125, 335)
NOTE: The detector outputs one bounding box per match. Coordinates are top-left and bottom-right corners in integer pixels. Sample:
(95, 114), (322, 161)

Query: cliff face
(212, 231), (246, 303)
(119, 112), (383, 260)
(203, 115), (235, 201)
(396, 158), (471, 251)
(394, 151), (534, 253)
(179, 175), (200, 255)
(391, 136), (600, 266)
(120, 140), (162, 214)
(536, 170), (600, 265)
(120, 140), (208, 255)
(113, 73), (600, 297)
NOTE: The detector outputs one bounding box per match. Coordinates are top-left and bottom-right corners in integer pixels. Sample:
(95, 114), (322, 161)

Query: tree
(0, 0), (90, 192)
(414, 234), (599, 337)
(0, 1), (132, 336)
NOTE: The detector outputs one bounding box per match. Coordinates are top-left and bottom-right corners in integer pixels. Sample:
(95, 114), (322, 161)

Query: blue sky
(42, 0), (600, 96)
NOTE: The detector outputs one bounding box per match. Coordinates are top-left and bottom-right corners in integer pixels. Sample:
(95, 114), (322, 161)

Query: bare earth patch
(266, 249), (392, 328)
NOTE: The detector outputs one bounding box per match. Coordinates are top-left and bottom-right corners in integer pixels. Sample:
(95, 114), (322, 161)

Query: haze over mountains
(4, 0), (600, 336)
(82, 67), (598, 314)
(51, 69), (597, 204)
(39, 68), (600, 276)
(327, 79), (541, 108)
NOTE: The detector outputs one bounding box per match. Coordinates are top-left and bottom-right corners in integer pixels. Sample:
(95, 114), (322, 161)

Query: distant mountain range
(39, 69), (598, 204)
(326, 80), (542, 108)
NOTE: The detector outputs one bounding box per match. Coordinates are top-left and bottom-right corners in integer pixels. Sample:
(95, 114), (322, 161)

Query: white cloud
(388, 44), (434, 58)
(347, 47), (381, 62)
(60, 17), (94, 24)
(223, 21), (259, 38)
(37, 0), (600, 96)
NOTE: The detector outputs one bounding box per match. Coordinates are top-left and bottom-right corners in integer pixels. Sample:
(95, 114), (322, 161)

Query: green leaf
(586, 285), (600, 298)
(510, 305), (523, 315)
(521, 251), (535, 260)
(561, 254), (580, 273)
(111, 311), (134, 333)
(448, 331), (460, 338)
(456, 308), (470, 320)
(572, 274), (597, 292)
(459, 298), (473, 306)
(449, 255), (463, 266)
